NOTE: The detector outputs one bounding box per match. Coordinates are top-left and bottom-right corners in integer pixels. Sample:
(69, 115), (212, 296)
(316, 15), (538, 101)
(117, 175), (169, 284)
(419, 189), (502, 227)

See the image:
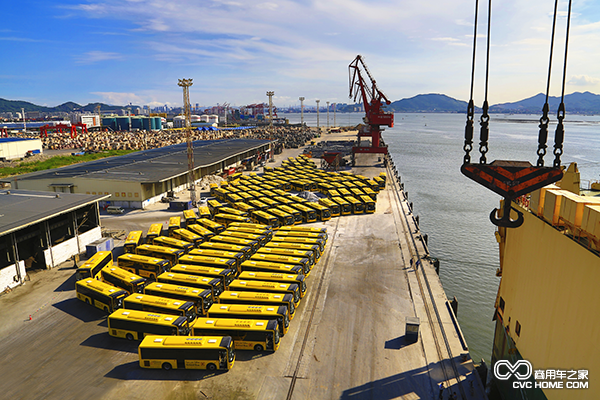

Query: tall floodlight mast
(178, 78), (196, 205)
(326, 101), (330, 133)
(267, 91), (275, 132)
(316, 99), (320, 132)
(299, 97), (305, 128)
(333, 103), (337, 127)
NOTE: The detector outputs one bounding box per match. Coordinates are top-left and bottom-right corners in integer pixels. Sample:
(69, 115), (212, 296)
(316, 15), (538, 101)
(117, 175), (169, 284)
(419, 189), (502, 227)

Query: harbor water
(284, 111), (600, 364)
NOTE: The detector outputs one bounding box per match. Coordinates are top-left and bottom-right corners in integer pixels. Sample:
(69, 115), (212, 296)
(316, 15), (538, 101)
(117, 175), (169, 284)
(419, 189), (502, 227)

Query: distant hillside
(0, 98), (139, 114)
(489, 91), (600, 114)
(387, 93), (468, 113)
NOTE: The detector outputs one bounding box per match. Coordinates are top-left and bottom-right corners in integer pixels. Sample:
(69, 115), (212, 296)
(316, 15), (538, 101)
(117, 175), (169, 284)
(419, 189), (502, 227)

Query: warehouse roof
(0, 190), (109, 237)
(1, 138), (271, 184)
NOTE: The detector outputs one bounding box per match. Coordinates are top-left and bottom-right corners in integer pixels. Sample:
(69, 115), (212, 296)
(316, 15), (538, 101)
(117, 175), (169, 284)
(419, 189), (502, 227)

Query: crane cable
(537, 0), (560, 167)
(463, 0), (479, 165)
(554, 0), (573, 168)
(478, 0), (492, 164)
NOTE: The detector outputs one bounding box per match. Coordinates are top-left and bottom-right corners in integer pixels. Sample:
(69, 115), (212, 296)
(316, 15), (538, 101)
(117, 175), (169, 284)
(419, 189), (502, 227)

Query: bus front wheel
(206, 363), (217, 371)
(162, 362), (172, 371)
(126, 333), (134, 341)
(254, 344), (264, 352)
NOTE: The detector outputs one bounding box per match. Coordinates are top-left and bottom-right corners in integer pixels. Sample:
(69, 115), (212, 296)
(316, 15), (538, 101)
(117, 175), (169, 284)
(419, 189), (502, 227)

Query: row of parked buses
(74, 218), (328, 372)
(203, 155), (384, 226)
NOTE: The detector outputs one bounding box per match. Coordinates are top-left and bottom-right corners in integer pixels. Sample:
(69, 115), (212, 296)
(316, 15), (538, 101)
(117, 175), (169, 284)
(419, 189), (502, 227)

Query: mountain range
(2, 91), (600, 115)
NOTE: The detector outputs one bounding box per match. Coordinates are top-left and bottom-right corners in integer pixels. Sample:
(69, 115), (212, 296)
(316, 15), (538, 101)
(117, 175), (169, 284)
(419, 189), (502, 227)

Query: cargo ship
(491, 162), (599, 399)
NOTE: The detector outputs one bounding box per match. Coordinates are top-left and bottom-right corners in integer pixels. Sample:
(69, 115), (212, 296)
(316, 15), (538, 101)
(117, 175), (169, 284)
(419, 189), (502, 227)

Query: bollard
(415, 215), (419, 226)
(451, 296), (459, 316)
(434, 258), (440, 275)
(423, 233), (428, 246)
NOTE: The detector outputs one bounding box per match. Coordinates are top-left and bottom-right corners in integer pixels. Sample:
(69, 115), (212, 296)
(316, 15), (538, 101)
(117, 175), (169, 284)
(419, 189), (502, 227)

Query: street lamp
(316, 100), (320, 133)
(299, 97), (305, 127)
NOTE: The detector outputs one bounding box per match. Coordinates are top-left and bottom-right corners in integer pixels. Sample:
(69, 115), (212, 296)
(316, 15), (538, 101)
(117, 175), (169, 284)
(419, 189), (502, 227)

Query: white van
(106, 206), (125, 214)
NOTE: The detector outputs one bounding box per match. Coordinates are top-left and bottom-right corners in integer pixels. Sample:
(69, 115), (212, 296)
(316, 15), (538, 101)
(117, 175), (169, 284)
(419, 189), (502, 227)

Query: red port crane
(349, 55), (394, 154)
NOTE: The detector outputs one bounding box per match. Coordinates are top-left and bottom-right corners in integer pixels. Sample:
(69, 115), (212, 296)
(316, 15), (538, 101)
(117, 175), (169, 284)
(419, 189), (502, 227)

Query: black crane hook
(490, 200), (524, 228)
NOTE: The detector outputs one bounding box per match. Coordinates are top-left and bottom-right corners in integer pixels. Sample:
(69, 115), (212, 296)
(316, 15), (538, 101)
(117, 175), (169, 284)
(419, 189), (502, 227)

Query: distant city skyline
(3, 1), (600, 109)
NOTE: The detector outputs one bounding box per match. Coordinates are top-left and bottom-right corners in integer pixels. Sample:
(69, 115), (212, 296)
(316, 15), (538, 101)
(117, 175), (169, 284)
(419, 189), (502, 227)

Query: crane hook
(489, 199), (524, 228)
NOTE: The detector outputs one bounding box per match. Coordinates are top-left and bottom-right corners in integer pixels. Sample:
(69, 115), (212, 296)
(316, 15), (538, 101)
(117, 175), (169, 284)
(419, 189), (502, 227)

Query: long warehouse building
(1, 138), (271, 209)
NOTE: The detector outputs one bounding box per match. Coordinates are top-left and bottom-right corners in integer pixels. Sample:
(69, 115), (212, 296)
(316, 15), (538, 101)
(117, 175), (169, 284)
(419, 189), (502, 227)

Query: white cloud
(76, 51), (123, 64)
(91, 92), (145, 105)
(568, 75), (600, 86)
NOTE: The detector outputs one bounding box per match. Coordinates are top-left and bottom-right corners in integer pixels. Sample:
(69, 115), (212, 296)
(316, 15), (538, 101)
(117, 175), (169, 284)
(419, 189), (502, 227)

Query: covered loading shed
(0, 190), (108, 290)
(1, 138), (272, 209)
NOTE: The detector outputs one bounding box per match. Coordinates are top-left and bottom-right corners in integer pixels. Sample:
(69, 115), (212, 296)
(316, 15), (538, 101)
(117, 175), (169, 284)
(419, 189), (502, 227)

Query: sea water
(285, 111), (600, 363)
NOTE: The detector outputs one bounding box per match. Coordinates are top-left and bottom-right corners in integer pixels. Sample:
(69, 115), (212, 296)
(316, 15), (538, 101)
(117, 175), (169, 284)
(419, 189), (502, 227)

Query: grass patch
(0, 150), (137, 178)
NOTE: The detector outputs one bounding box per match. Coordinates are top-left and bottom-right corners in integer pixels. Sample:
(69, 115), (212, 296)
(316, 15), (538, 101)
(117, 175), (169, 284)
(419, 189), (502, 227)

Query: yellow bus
(327, 189), (342, 198)
(248, 199), (269, 212)
(258, 197), (280, 208)
(219, 206), (248, 217)
(196, 218), (226, 234)
(197, 206), (212, 220)
(207, 304), (289, 336)
(168, 216), (181, 236)
(289, 203), (317, 223)
(219, 290), (296, 321)
(172, 228), (204, 247)
(360, 194), (376, 214)
(144, 282), (213, 316)
(228, 221), (273, 231)
(170, 263), (237, 288)
(350, 187), (365, 198)
(192, 318), (280, 352)
(256, 247), (315, 268)
(182, 209), (198, 226)
(228, 279), (300, 307)
(260, 207), (296, 226)
(213, 188), (229, 202)
(249, 253), (311, 276)
(238, 271), (306, 298)
(135, 244), (185, 268)
(226, 192), (244, 205)
(214, 213), (251, 227)
(225, 225), (273, 242)
(207, 199), (226, 215)
(186, 224), (216, 241)
(374, 174), (386, 189)
(209, 183), (219, 197)
(117, 253), (170, 282)
(101, 266), (147, 294)
(108, 309), (191, 340)
(277, 205), (302, 224)
(276, 225), (328, 239)
(304, 202), (331, 221)
(273, 230), (327, 245)
(319, 198), (340, 217)
(331, 196), (352, 215)
(210, 234), (259, 253)
(76, 278), (127, 313)
(124, 293), (196, 322)
(219, 230), (268, 247)
(272, 195), (293, 206)
(157, 272), (224, 300)
(75, 250), (113, 280)
(251, 210), (279, 228)
(338, 188), (352, 197)
(189, 249), (244, 272)
(241, 259), (303, 276)
(263, 242), (320, 263)
(178, 254), (239, 276)
(232, 201), (256, 215)
(269, 236), (325, 254)
(146, 223), (163, 244)
(139, 335), (235, 371)
(124, 230), (143, 254)
(152, 236), (194, 254)
(197, 241), (252, 260)
(363, 187), (378, 201)
(344, 195), (365, 214)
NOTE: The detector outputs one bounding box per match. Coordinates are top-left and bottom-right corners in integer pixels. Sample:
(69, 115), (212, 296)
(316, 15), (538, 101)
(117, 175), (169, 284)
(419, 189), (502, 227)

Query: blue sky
(2, 0), (599, 109)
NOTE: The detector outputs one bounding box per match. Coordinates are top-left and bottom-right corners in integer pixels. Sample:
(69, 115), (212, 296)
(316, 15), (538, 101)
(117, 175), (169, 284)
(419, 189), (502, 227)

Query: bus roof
(193, 317), (277, 330)
(136, 244), (184, 255)
(140, 335), (231, 348)
(102, 266), (145, 282)
(124, 293), (194, 310)
(145, 282), (212, 298)
(125, 231), (143, 243)
(118, 253), (169, 265)
(76, 278), (128, 297)
(109, 309), (187, 326)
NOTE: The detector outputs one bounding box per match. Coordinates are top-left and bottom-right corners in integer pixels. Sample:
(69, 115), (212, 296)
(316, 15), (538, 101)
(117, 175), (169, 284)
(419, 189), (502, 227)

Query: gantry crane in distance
(349, 55), (394, 154)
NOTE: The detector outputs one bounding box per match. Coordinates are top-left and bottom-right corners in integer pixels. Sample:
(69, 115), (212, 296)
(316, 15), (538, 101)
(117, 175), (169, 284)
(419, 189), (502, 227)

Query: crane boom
(348, 55), (393, 154)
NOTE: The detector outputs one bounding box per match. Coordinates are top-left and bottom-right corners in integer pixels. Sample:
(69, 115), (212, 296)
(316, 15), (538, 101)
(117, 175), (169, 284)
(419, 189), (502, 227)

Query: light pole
(178, 78), (196, 205)
(316, 99), (320, 133)
(266, 91), (274, 132)
(299, 97), (305, 128)
(326, 101), (330, 133)
(333, 103), (337, 128)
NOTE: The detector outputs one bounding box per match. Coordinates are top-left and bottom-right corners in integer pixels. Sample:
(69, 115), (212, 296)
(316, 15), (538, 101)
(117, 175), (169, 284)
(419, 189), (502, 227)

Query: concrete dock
(0, 130), (486, 400)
